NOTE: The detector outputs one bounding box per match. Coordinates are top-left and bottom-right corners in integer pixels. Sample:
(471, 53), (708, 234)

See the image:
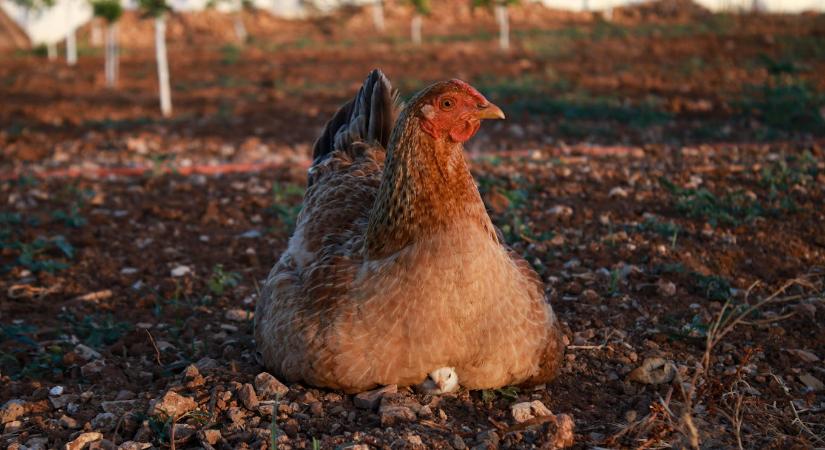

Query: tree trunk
(411, 13), (422, 45)
(105, 22), (118, 87)
(155, 15), (172, 117)
(233, 0), (247, 43)
(47, 42), (57, 60)
(495, 4), (509, 51)
(372, 0), (384, 32)
(66, 28), (77, 65)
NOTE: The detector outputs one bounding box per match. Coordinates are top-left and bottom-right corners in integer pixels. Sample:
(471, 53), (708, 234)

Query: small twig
(790, 401), (825, 445)
(145, 329), (163, 366)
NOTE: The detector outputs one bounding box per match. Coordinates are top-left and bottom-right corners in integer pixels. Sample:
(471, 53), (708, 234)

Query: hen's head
(413, 79), (505, 143)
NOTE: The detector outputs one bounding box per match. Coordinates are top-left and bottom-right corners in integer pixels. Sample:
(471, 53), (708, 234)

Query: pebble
(0, 399), (26, 424)
(199, 429), (222, 446)
(608, 186), (628, 198)
(75, 344), (103, 361)
(225, 308), (254, 322)
(92, 412), (117, 431)
(379, 404), (416, 427)
(511, 400), (553, 423)
(354, 385), (397, 410)
(238, 383), (260, 410)
(254, 372), (289, 399)
(59, 414), (80, 429)
(4, 420), (22, 433)
(50, 386), (65, 396)
(147, 391), (197, 419)
(170, 265), (191, 277)
(65, 432), (103, 450)
(116, 442), (152, 450)
(627, 357), (676, 384)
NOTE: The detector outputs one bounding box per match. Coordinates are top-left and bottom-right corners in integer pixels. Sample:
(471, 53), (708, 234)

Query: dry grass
(607, 275), (824, 449)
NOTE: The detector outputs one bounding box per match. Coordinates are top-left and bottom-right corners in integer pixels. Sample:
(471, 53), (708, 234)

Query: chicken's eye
(440, 97), (456, 110)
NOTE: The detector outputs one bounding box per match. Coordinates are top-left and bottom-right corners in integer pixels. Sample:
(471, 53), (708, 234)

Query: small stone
(59, 414), (80, 429)
(609, 186), (628, 198)
(26, 437), (49, 450)
(628, 357), (677, 385)
(657, 280), (676, 297)
(405, 433), (424, 446)
(50, 394), (78, 410)
(65, 432), (103, 450)
(195, 357), (219, 371)
(225, 309), (254, 322)
(91, 412), (117, 431)
(116, 442), (152, 450)
(254, 372), (289, 399)
(310, 401), (323, 417)
(354, 385), (397, 410)
(451, 434), (467, 449)
(0, 399), (26, 424)
(548, 205), (573, 218)
(75, 344), (102, 361)
(148, 391), (197, 420)
(182, 365), (205, 388)
(50, 386), (65, 396)
(199, 429), (222, 446)
(511, 400), (553, 423)
(475, 429), (499, 448)
(786, 349), (820, 363)
(171, 423), (196, 443)
(81, 359), (107, 378)
(380, 404), (416, 426)
(799, 374), (824, 391)
(170, 265), (191, 277)
(238, 383), (260, 410)
(4, 420), (22, 433)
(546, 414), (575, 448)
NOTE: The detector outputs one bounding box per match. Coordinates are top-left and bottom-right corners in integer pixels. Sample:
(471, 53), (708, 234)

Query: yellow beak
(476, 102), (505, 120)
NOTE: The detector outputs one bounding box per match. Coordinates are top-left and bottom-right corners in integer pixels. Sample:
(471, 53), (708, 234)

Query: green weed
(207, 264), (241, 296)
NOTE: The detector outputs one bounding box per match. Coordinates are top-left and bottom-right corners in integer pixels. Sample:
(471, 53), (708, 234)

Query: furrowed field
(1, 2), (824, 449)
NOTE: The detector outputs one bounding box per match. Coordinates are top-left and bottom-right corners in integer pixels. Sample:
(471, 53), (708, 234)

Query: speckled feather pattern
(255, 70), (564, 393)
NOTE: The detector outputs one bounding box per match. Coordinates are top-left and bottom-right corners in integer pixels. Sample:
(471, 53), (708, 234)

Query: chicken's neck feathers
(364, 114), (497, 260)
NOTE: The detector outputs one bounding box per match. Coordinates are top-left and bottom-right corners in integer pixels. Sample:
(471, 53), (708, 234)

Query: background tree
(372, 0), (384, 32)
(472, 0), (518, 51)
(91, 0), (122, 87)
(206, 0), (251, 43)
(64, 0), (77, 65)
(138, 0), (173, 117)
(408, 0), (429, 45)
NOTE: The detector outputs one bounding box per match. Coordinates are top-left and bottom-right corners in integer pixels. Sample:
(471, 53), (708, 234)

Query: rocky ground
(1, 2), (824, 449)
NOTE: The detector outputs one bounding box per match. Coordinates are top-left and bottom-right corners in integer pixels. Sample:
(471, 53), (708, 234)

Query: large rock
(238, 383), (259, 410)
(147, 391), (197, 420)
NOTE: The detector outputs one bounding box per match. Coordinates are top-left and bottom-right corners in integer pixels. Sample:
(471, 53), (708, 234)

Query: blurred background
(1, 0), (823, 174)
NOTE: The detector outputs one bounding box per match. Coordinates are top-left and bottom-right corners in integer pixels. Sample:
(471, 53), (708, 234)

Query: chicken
(254, 69), (564, 393)
(417, 367), (460, 395)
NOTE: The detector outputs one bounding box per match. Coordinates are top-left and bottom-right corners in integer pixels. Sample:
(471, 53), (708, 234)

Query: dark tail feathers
(311, 69), (400, 170)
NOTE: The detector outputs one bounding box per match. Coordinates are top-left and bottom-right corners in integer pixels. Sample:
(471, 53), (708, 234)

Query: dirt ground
(1, 2), (824, 449)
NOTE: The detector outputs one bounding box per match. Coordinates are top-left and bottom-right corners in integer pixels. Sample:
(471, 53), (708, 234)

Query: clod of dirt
(0, 400), (26, 424)
(627, 357), (677, 384)
(354, 384), (398, 410)
(65, 432), (103, 450)
(254, 372), (289, 399)
(511, 400), (553, 423)
(147, 391), (197, 420)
